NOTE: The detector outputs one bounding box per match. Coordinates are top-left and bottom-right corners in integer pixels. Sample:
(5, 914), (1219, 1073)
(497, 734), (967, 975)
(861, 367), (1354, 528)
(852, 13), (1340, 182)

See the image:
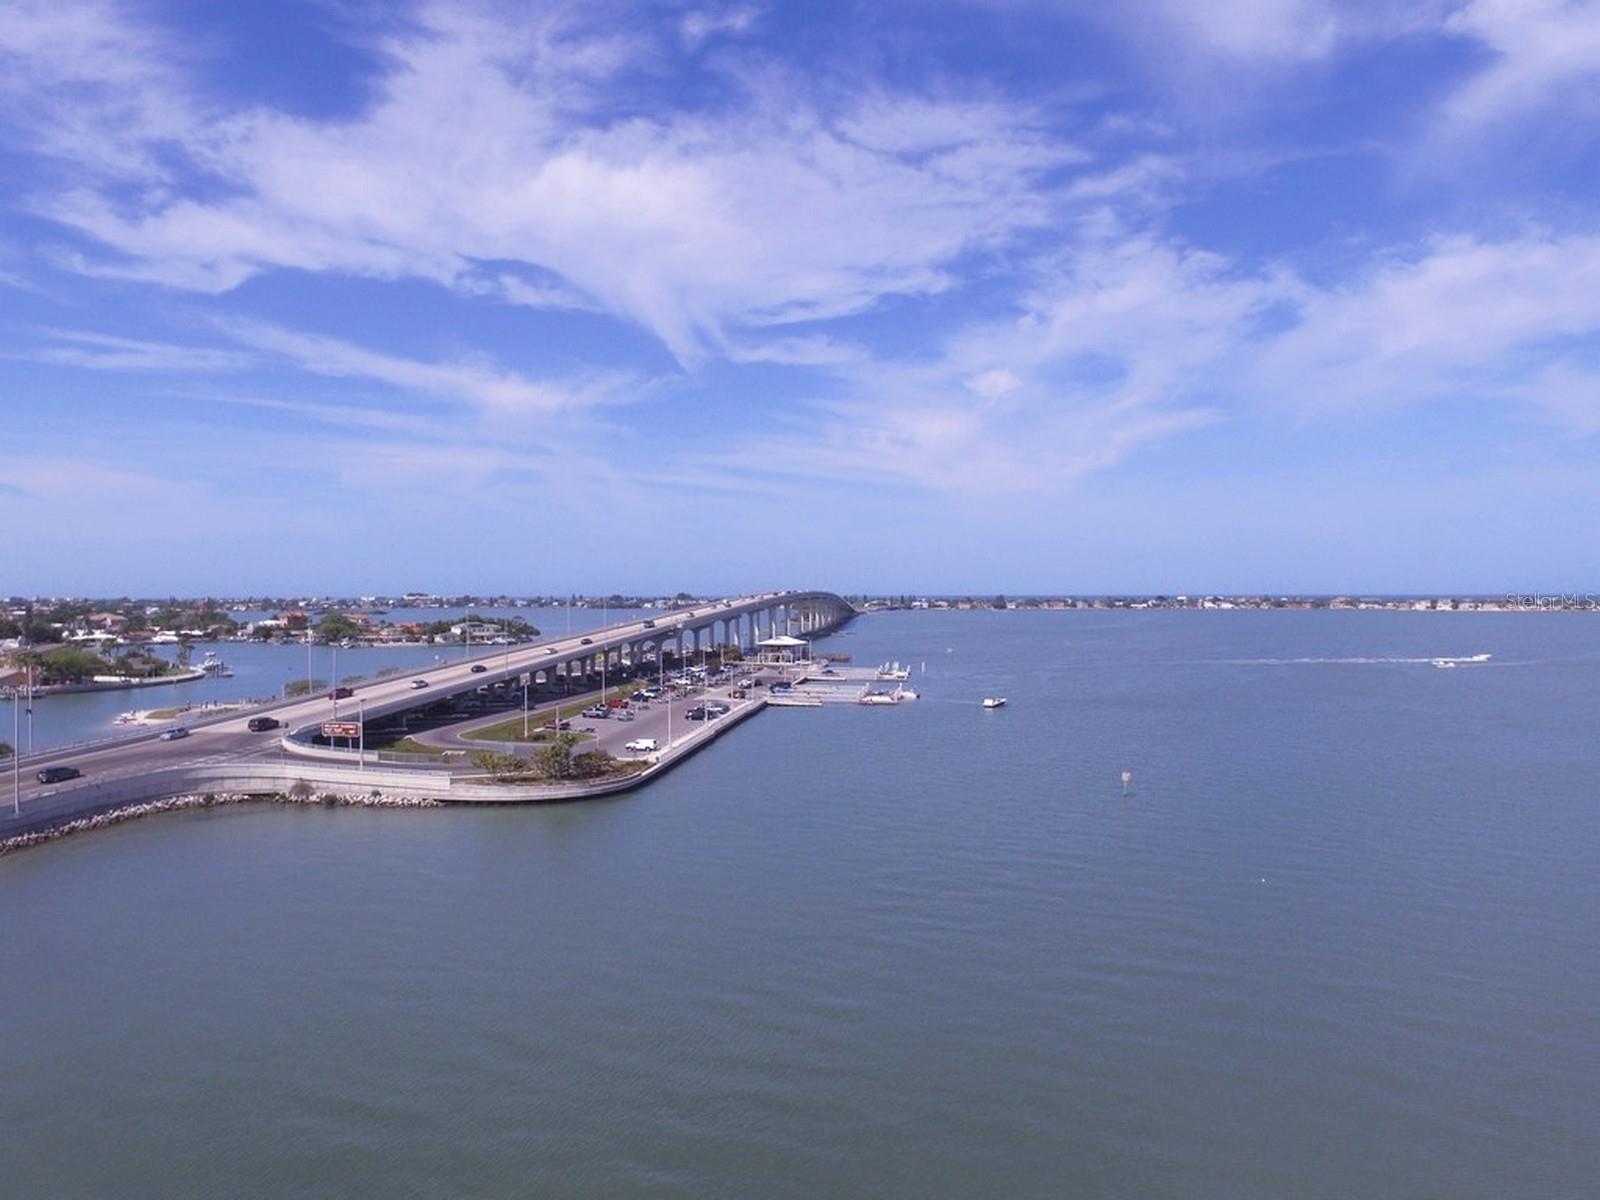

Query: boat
(876, 661), (911, 680)
(982, 697), (1007, 709)
(115, 711), (139, 725)
(858, 691), (899, 706)
(1431, 659), (1458, 669)
(893, 685), (919, 701)
(197, 651), (234, 677)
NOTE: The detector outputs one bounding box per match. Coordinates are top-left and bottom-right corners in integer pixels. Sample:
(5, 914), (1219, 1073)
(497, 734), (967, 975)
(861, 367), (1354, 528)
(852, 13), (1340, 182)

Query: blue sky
(3, 0), (1599, 595)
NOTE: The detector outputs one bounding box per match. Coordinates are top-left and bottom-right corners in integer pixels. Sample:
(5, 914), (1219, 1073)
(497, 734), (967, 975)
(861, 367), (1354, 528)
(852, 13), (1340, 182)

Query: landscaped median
(464, 732), (645, 784)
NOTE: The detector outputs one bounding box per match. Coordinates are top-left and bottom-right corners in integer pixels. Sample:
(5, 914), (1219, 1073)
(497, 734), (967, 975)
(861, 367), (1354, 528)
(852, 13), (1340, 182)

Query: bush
(470, 750), (528, 780)
(571, 750), (615, 779)
(288, 779), (314, 801)
(319, 792), (340, 806)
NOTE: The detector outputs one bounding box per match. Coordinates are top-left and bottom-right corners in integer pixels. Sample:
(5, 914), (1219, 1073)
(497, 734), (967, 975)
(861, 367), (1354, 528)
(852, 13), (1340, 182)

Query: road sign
(321, 721), (361, 739)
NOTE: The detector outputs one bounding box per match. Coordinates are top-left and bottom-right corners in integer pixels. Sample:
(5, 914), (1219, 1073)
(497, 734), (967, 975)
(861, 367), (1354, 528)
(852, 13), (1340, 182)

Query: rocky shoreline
(0, 790), (443, 857)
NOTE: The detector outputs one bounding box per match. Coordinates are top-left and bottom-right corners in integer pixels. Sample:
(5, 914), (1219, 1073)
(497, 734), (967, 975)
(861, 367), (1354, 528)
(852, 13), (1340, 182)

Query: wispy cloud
(214, 317), (639, 418)
(20, 328), (257, 372)
(1, 2), (1086, 366)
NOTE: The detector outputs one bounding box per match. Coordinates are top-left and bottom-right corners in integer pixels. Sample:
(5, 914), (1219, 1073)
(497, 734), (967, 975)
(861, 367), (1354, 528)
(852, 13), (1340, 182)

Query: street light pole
(12, 682), (20, 815)
(358, 698), (365, 771)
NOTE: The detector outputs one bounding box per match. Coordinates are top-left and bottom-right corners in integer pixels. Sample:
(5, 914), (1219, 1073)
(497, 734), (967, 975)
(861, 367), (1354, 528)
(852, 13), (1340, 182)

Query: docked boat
(982, 697), (1007, 709)
(859, 691), (899, 706)
(198, 651), (234, 677)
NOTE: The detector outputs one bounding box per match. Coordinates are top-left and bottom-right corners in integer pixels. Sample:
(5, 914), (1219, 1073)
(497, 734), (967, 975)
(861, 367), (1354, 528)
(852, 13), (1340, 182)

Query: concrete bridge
(3, 590), (855, 839)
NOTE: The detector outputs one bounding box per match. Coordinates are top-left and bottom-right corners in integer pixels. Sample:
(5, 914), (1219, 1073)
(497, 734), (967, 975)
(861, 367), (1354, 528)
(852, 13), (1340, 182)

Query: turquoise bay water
(2, 610), (1597, 1197)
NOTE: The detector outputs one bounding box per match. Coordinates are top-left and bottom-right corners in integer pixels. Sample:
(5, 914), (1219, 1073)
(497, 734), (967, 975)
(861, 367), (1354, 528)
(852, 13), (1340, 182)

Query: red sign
(321, 721), (361, 739)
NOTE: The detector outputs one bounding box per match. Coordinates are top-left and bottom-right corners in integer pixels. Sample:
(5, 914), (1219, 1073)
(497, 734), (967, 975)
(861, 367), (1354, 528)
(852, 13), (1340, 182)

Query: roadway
(6, 590), (840, 810)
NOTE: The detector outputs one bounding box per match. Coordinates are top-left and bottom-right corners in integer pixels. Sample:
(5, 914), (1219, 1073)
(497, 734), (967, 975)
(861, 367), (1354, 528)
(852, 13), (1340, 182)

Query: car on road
(470, 664), (488, 674)
(580, 637), (593, 645)
(685, 706), (710, 721)
(630, 690), (652, 702)
(581, 705), (609, 719)
(409, 679), (429, 689)
(624, 738), (659, 753)
(36, 765), (82, 785)
(642, 619), (656, 628)
(328, 686), (354, 700)
(159, 727), (190, 741)
(247, 716), (280, 732)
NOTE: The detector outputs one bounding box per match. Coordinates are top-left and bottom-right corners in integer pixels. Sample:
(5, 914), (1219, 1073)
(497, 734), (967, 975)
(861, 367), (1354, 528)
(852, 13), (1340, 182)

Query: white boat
(893, 685), (919, 701)
(197, 651), (234, 676)
(982, 697), (1007, 709)
(858, 691), (899, 706)
(1431, 659), (1458, 669)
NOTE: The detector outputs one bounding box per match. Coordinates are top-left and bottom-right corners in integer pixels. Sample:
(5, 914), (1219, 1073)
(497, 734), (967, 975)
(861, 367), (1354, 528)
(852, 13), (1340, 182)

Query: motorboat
(982, 697), (1007, 709)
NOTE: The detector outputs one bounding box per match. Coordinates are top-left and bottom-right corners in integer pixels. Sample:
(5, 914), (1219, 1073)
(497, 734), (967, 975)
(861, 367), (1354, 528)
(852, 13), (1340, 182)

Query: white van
(623, 738), (659, 753)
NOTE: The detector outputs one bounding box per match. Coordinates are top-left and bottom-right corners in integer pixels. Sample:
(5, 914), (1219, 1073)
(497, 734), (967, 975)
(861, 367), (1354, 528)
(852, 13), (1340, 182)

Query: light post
(25, 662), (33, 755)
(523, 673), (530, 740)
(330, 645), (339, 718)
(358, 698), (365, 771)
(12, 681), (20, 816)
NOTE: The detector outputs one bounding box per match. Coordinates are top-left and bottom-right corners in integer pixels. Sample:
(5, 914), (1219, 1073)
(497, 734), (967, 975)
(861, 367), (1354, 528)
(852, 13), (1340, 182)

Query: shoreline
(0, 790), (444, 856)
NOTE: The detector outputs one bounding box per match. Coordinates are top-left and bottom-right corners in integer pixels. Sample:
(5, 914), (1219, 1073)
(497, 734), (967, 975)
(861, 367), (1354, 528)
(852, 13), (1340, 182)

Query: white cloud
(1257, 231), (1600, 411)
(1440, 0), (1600, 135)
(215, 318), (636, 418)
(2, 1), (1084, 366)
(680, 5), (762, 50)
(20, 328), (257, 372)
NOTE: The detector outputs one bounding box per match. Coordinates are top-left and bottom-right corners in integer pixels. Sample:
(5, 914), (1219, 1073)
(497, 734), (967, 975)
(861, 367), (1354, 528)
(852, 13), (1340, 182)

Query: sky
(2, 0), (1599, 596)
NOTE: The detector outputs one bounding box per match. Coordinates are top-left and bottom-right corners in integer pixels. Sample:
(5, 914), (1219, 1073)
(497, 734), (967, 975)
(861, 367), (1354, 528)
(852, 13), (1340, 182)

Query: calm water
(3, 611), (1597, 1198)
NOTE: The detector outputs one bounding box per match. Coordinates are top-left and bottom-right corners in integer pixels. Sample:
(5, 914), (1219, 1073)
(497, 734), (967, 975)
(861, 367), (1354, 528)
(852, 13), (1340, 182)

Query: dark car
(36, 765), (82, 785)
(542, 719), (572, 731)
(580, 637), (593, 645)
(328, 686), (354, 700)
(247, 716), (281, 732)
(470, 664), (488, 674)
(642, 619), (656, 628)
(685, 706), (710, 721)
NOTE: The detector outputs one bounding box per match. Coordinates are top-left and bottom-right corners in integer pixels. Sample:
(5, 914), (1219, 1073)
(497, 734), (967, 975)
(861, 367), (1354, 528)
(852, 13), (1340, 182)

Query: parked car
(409, 679), (429, 689)
(247, 716), (280, 732)
(582, 705), (609, 719)
(624, 738), (659, 753)
(470, 664), (488, 674)
(159, 727), (190, 741)
(36, 765), (82, 785)
(685, 706), (710, 721)
(328, 686), (354, 699)
(542, 719), (572, 731)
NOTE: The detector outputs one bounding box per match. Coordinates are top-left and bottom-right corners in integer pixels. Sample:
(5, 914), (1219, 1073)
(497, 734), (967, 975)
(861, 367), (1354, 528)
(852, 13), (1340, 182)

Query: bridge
(3, 591), (855, 840)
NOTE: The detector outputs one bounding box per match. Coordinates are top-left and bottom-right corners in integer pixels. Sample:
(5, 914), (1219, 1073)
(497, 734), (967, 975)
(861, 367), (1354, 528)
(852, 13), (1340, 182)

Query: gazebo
(755, 634), (809, 665)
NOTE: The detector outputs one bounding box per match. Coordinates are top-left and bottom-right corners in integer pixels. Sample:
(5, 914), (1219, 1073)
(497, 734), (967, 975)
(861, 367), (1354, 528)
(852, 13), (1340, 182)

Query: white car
(410, 678), (429, 689)
(624, 738), (659, 753)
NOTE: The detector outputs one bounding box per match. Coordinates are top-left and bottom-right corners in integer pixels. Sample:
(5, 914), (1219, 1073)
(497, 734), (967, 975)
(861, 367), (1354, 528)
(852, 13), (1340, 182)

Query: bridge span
(3, 590), (855, 840)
